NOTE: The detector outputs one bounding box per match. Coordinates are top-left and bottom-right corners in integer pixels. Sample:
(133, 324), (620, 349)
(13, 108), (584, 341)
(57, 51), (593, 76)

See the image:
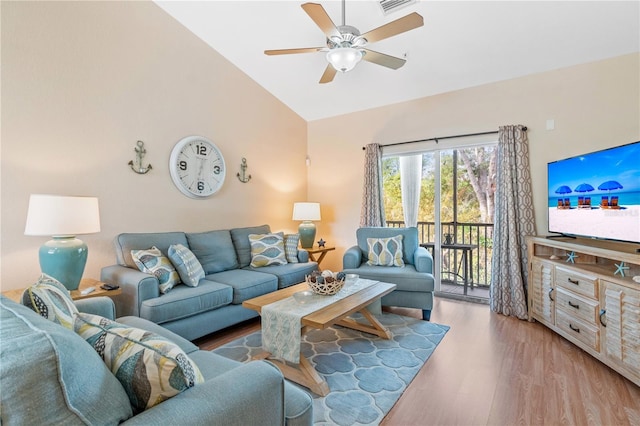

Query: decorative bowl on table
(293, 290), (314, 304)
(305, 271), (345, 296)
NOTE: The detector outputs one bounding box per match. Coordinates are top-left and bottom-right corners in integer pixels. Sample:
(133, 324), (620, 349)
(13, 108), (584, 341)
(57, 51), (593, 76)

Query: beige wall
(1, 1), (308, 290)
(308, 53), (640, 272)
(2, 2), (638, 289)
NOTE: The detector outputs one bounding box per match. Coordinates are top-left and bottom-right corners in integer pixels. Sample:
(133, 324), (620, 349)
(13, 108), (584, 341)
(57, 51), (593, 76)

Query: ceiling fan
(264, 1), (424, 84)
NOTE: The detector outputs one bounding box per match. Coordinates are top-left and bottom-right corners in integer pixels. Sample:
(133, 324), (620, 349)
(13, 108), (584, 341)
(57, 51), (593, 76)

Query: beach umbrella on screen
(574, 183), (595, 193)
(597, 180), (623, 191)
(554, 185), (572, 194)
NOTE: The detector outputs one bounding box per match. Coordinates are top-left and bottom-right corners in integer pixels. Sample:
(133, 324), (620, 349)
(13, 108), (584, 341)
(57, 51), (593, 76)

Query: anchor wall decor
(128, 140), (152, 174)
(237, 157), (251, 183)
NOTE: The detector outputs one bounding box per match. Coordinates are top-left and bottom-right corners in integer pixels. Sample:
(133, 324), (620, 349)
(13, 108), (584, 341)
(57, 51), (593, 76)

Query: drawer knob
(568, 301), (580, 310)
(569, 323), (581, 333)
(567, 278), (580, 285)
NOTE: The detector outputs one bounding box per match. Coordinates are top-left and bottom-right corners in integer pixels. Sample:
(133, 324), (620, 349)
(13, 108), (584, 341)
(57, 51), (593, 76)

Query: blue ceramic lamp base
(298, 221), (317, 249)
(39, 236), (88, 291)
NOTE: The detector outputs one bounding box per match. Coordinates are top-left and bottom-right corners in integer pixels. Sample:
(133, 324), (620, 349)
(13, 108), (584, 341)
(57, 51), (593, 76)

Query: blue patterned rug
(212, 313), (449, 425)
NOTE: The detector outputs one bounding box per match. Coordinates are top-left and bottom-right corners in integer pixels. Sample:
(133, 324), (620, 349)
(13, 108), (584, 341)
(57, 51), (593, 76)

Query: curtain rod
(362, 127), (527, 150)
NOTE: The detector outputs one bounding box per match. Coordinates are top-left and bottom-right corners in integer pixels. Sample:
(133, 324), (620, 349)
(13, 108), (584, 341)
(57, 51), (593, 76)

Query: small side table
(2, 277), (121, 303)
(305, 246), (335, 267)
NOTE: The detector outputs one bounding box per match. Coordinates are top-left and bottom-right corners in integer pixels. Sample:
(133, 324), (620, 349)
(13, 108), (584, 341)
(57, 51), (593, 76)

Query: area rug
(212, 313), (449, 425)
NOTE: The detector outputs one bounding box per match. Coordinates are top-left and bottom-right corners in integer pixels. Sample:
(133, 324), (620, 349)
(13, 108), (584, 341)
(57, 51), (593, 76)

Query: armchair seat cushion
(342, 265), (434, 292)
(140, 280), (232, 324)
(204, 269), (278, 304)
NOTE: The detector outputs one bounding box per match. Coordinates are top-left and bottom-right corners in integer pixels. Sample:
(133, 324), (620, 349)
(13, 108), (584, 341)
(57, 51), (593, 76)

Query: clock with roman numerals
(169, 135), (226, 198)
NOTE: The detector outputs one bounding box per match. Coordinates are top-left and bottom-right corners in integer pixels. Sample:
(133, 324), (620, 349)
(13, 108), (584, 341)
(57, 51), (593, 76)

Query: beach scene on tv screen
(548, 142), (640, 243)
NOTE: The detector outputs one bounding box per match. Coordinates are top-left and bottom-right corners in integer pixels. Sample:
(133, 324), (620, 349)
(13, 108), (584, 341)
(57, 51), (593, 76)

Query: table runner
(262, 279), (377, 363)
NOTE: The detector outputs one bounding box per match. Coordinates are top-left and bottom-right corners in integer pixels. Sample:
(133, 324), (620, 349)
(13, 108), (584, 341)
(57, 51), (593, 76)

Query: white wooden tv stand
(527, 236), (640, 386)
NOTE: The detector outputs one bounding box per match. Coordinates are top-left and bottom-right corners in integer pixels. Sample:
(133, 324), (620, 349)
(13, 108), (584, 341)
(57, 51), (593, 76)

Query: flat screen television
(547, 141), (640, 244)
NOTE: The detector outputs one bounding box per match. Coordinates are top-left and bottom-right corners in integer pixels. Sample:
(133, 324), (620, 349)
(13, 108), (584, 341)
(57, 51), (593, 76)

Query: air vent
(379, 0), (417, 15)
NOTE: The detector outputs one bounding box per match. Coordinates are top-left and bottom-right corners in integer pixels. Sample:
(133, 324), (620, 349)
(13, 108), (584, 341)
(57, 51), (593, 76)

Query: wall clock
(169, 135), (226, 198)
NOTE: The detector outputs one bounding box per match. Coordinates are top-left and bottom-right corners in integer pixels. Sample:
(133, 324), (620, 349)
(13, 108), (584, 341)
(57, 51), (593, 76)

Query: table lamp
(24, 194), (101, 291)
(292, 202), (321, 249)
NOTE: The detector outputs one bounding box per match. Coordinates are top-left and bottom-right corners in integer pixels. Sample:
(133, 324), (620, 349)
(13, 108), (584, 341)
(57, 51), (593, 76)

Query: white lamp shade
(25, 194), (101, 237)
(326, 47), (363, 73)
(292, 202), (321, 221)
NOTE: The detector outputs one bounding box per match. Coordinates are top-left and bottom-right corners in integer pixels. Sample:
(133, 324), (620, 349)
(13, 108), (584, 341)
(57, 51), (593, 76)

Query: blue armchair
(342, 227), (435, 320)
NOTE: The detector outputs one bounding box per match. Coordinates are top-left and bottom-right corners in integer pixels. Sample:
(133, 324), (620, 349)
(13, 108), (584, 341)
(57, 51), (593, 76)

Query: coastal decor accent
(236, 157), (251, 183)
(566, 251), (578, 263)
(614, 261), (629, 277)
(293, 202), (321, 248)
(128, 140), (152, 174)
(213, 313), (449, 425)
(24, 194), (101, 291)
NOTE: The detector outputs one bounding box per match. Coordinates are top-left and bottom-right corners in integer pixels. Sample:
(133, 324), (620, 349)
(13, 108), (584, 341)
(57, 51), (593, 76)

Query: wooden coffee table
(242, 280), (396, 396)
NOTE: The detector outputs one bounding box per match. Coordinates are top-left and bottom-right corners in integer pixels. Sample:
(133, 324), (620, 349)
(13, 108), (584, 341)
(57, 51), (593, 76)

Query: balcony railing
(386, 221), (493, 291)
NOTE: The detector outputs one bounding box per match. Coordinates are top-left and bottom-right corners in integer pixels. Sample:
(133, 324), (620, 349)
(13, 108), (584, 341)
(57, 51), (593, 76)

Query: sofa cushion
(0, 297), (132, 425)
(249, 232), (288, 267)
(205, 269), (278, 304)
(186, 230), (239, 274)
(168, 243), (205, 287)
(284, 234), (300, 263)
(230, 224), (272, 268)
(139, 279), (233, 324)
(366, 235), (405, 267)
(244, 261), (318, 289)
(115, 232), (189, 268)
(131, 246), (181, 293)
(21, 273), (78, 330)
(74, 312), (204, 414)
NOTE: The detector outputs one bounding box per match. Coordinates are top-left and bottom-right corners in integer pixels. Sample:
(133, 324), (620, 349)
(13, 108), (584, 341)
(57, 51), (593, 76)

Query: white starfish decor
(566, 251), (578, 263)
(614, 262), (630, 277)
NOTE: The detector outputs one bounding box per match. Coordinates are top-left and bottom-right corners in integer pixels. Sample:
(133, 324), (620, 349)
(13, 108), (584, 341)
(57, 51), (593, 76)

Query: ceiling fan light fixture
(326, 47), (363, 73)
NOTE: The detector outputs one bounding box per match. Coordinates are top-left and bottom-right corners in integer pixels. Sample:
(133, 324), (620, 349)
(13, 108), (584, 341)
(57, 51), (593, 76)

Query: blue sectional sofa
(101, 224), (318, 340)
(0, 295), (313, 425)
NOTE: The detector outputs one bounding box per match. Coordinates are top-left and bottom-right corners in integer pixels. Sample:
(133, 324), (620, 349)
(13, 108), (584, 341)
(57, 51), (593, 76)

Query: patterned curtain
(490, 125), (536, 319)
(399, 154), (422, 228)
(360, 143), (386, 227)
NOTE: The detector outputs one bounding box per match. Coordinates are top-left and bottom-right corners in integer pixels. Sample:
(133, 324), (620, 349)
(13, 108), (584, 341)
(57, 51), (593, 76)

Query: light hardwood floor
(194, 297), (640, 425)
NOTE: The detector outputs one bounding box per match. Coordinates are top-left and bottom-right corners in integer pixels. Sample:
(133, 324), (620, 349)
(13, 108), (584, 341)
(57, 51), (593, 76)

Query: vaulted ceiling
(156, 1), (640, 121)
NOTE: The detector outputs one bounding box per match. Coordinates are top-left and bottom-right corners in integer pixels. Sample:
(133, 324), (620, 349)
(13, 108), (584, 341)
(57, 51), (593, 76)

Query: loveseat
(101, 225), (318, 340)
(0, 294), (313, 425)
(342, 227), (435, 320)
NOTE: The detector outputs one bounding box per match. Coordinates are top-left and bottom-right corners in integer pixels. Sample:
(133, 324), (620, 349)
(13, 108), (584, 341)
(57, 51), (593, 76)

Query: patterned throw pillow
(366, 235), (405, 267)
(249, 232), (287, 267)
(284, 234), (300, 264)
(74, 313), (204, 414)
(131, 246), (180, 293)
(168, 244), (205, 287)
(22, 273), (78, 330)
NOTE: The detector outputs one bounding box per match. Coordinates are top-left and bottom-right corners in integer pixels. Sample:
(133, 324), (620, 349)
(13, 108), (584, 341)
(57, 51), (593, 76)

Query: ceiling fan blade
(264, 47), (325, 56)
(360, 12), (424, 44)
(361, 49), (406, 70)
(319, 64), (337, 84)
(301, 2), (341, 39)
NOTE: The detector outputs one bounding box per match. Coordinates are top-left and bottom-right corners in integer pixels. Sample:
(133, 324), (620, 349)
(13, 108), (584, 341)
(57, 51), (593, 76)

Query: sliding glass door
(382, 143), (496, 301)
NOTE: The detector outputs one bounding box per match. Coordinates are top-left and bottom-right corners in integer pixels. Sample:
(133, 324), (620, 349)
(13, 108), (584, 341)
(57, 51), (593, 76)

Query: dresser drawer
(556, 287), (599, 325)
(555, 266), (598, 299)
(556, 309), (600, 352)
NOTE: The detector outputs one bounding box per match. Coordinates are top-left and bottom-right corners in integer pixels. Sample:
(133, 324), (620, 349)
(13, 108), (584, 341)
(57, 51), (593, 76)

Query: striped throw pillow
(284, 234), (300, 263)
(168, 243), (205, 287)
